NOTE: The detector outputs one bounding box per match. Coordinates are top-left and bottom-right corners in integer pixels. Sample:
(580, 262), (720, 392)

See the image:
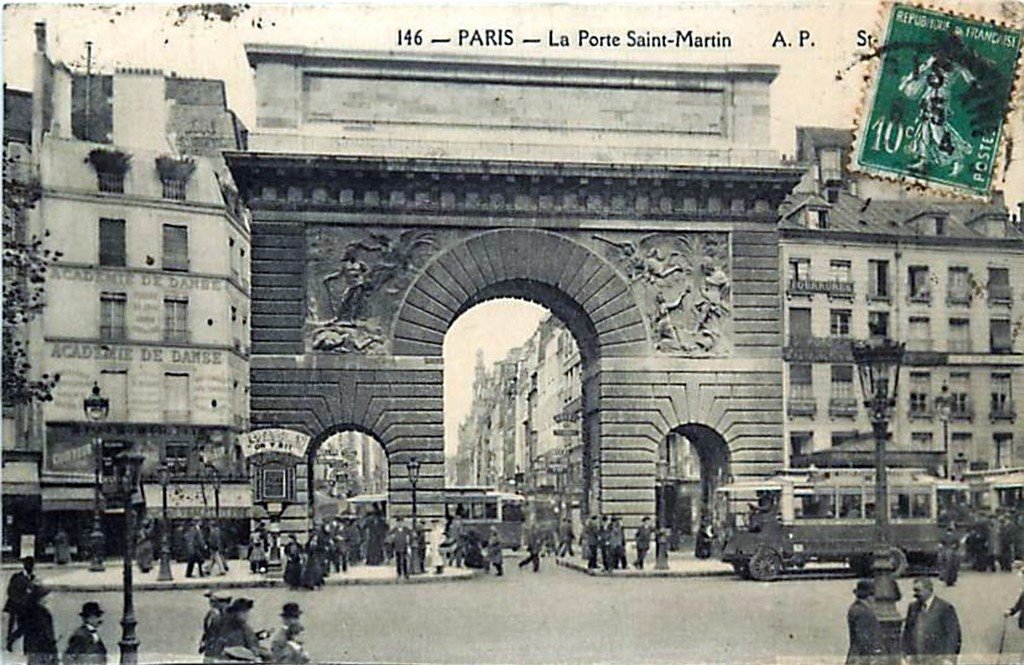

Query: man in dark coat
(64, 601), (107, 665)
(582, 516), (600, 569)
(10, 584), (57, 665)
(1004, 567), (1024, 630)
(216, 598), (269, 661)
(634, 517), (652, 570)
(846, 580), (882, 665)
(199, 590), (231, 660)
(185, 521), (208, 578)
(901, 577), (962, 664)
(517, 523), (543, 573)
(600, 516), (612, 572)
(939, 527), (960, 587)
(389, 518), (412, 579)
(557, 518), (574, 558)
(4, 556), (35, 652)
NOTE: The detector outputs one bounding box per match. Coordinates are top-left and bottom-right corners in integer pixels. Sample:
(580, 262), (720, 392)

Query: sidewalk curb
(554, 558), (734, 578)
(41, 569), (481, 593)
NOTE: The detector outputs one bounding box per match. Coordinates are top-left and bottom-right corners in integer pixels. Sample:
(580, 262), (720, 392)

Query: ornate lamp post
(406, 457), (422, 575)
(83, 382), (109, 572)
(116, 450), (145, 665)
(211, 466), (222, 524)
(655, 458), (670, 571)
(156, 463), (173, 582)
(851, 334), (905, 662)
(934, 383), (952, 478)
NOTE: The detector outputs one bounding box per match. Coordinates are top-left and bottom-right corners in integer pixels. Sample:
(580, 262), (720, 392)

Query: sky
(4, 2), (1022, 455)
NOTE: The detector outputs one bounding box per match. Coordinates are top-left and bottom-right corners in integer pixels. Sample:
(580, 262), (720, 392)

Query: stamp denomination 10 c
(854, 3), (1022, 197)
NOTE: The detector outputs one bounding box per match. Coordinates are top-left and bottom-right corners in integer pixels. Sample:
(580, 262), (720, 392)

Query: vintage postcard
(1, 2), (1023, 664)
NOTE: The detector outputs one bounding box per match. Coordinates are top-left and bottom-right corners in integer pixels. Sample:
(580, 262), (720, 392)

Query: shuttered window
(162, 224), (189, 271)
(98, 218), (125, 267)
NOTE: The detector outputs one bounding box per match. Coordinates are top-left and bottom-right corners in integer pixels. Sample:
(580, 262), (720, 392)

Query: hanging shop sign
(239, 428), (310, 459)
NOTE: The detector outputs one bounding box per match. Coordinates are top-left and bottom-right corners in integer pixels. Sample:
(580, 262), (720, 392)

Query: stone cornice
(227, 152), (801, 221)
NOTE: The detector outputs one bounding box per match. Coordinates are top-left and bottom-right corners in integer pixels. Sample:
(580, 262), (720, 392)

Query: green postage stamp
(854, 3), (1023, 197)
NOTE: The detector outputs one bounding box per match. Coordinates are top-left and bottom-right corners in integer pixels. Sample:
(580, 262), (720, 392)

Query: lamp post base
(89, 530), (106, 572)
(654, 529), (670, 571)
(872, 549), (904, 664)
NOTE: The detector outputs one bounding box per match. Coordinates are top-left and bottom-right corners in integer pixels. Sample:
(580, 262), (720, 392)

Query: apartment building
(780, 128), (1024, 477)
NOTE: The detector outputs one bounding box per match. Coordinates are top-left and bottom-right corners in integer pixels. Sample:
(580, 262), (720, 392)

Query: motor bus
(347, 493), (388, 520)
(963, 467), (1024, 512)
(444, 487), (527, 549)
(714, 468), (968, 581)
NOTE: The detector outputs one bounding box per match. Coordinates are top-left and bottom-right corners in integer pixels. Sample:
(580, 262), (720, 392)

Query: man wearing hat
(64, 601), (107, 665)
(200, 590), (231, 660)
(4, 555), (35, 652)
(10, 583), (56, 664)
(217, 598), (269, 661)
(846, 579), (882, 665)
(271, 603), (309, 664)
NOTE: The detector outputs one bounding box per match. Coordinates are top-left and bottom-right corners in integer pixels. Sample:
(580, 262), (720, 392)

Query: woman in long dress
(425, 521), (446, 574)
(284, 537), (303, 589)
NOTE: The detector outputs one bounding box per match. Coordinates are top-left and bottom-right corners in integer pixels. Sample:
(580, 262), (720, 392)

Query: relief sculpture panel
(591, 232), (732, 356)
(306, 226), (445, 354)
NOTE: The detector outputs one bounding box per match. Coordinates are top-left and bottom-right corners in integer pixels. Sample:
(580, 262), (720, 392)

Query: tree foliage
(3, 153), (61, 405)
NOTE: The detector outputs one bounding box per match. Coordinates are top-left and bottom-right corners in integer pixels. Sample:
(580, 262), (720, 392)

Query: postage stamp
(853, 3), (1023, 197)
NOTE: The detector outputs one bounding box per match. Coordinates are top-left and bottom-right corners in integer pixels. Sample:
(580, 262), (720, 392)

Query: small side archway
(657, 423), (730, 546)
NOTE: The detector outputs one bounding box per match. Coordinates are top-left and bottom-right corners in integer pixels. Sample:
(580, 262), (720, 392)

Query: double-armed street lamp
(116, 450), (145, 665)
(406, 457), (422, 575)
(156, 463), (174, 582)
(851, 333), (905, 662)
(83, 382), (109, 572)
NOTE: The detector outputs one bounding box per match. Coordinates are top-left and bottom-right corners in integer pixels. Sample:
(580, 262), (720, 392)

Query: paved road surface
(5, 561), (1023, 663)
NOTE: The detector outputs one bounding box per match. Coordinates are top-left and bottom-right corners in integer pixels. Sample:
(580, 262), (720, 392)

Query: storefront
(2, 455), (41, 561)
(143, 480), (254, 559)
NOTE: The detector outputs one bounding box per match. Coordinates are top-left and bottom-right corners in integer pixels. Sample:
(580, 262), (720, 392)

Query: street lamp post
(83, 382), (109, 572)
(211, 467), (221, 524)
(156, 464), (173, 582)
(655, 459), (670, 571)
(935, 383), (952, 479)
(406, 457), (422, 575)
(116, 451), (145, 665)
(852, 335), (905, 663)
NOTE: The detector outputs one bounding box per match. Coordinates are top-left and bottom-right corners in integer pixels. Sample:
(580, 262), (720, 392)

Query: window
(789, 258), (810, 282)
(829, 260), (851, 283)
(96, 172), (124, 194)
(911, 432), (934, 449)
(934, 216), (946, 236)
(991, 373), (1013, 417)
(909, 317), (931, 351)
(163, 442), (191, 474)
(869, 260), (889, 299)
(909, 266), (931, 301)
(869, 311), (890, 338)
(261, 468), (287, 499)
(948, 267), (970, 304)
(951, 432), (973, 460)
(831, 365), (854, 399)
(790, 432), (812, 459)
(161, 179), (186, 201)
(98, 218), (125, 267)
(989, 267), (1011, 303)
(789, 308), (812, 340)
(949, 373), (971, 418)
(99, 292), (127, 339)
(995, 433), (1014, 469)
(839, 491), (865, 519)
(909, 372), (931, 415)
(830, 309), (851, 337)
(164, 372), (190, 422)
(790, 364), (813, 400)
(163, 298), (189, 343)
(796, 490), (836, 519)
(99, 369), (127, 421)
(815, 209), (829, 229)
(162, 224), (189, 272)
(911, 492), (931, 518)
(991, 319), (1012, 353)
(948, 318), (971, 353)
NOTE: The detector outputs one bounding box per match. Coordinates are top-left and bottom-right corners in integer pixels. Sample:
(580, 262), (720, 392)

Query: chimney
(31, 21), (49, 159)
(34, 21), (46, 53)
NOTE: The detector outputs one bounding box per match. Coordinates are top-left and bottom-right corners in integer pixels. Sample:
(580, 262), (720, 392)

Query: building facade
(2, 24), (252, 559)
(781, 128), (1024, 477)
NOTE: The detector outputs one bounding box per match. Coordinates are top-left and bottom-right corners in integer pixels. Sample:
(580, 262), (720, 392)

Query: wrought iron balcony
(787, 279), (855, 299)
(946, 291), (972, 306)
(989, 285), (1012, 305)
(991, 400), (1017, 422)
(96, 172), (124, 194)
(908, 403), (934, 420)
(828, 397), (858, 417)
(787, 397), (817, 417)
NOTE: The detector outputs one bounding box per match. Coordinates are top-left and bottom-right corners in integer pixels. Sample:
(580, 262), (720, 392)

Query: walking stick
(997, 613), (1009, 663)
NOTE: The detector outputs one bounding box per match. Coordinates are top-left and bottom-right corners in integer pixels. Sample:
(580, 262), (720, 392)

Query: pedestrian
(208, 522), (229, 576)
(389, 517), (411, 579)
(217, 598), (270, 662)
(599, 516), (613, 572)
(64, 601), (107, 665)
(518, 522), (542, 573)
(185, 520), (208, 578)
(247, 534), (268, 575)
(635, 517), (652, 569)
(342, 518), (362, 569)
(426, 521), (446, 575)
(487, 526), (504, 576)
(301, 533), (325, 589)
(846, 580), (882, 665)
(695, 517), (714, 559)
(4, 555), (35, 652)
(610, 517), (627, 569)
(939, 526), (960, 587)
(1005, 565), (1024, 632)
(999, 514), (1016, 572)
(136, 520), (155, 574)
(557, 517), (575, 558)
(200, 590), (231, 660)
(270, 603), (309, 664)
(449, 514), (466, 568)
(582, 515), (600, 570)
(10, 583), (57, 665)
(53, 530), (71, 566)
(901, 576), (961, 665)
(284, 536), (303, 590)
(987, 516), (1001, 573)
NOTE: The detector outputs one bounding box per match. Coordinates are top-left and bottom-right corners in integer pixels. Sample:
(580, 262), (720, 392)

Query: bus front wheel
(732, 560), (751, 579)
(749, 549), (782, 582)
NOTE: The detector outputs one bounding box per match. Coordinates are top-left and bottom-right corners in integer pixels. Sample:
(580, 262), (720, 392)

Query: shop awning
(41, 485), (94, 511)
(143, 481), (255, 519)
(2, 461), (40, 496)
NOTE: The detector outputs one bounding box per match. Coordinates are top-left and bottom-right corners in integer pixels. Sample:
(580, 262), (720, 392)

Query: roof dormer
(965, 212), (1011, 239)
(903, 209), (951, 237)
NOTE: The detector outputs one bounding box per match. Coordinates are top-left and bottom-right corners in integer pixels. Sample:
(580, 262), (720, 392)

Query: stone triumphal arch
(227, 47), (802, 534)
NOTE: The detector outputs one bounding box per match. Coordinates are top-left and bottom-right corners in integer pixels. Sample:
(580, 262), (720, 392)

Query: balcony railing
(787, 279), (855, 299)
(163, 409), (192, 423)
(787, 397), (817, 417)
(948, 339), (972, 353)
(908, 290), (932, 304)
(989, 285), (1013, 305)
(950, 403), (974, 421)
(161, 179), (187, 201)
(828, 396), (858, 417)
(991, 401), (1017, 421)
(908, 403), (934, 419)
(96, 172), (124, 194)
(947, 291), (972, 306)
